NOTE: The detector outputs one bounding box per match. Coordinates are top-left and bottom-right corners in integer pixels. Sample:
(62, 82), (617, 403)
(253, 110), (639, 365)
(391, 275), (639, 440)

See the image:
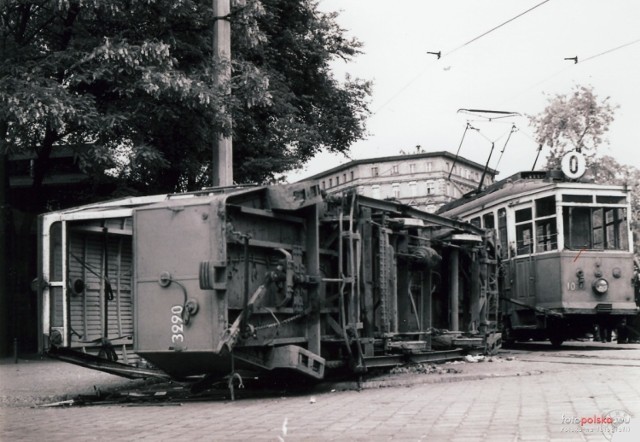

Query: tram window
(562, 195), (592, 203)
(515, 208), (533, 255)
(515, 208), (532, 223)
(534, 196), (557, 252)
(605, 208), (628, 250)
(596, 196), (626, 204)
(498, 209), (508, 258)
(483, 213), (495, 229)
(563, 207), (592, 249)
(535, 196), (555, 217)
(470, 217), (481, 227)
(516, 224), (533, 255)
(592, 208), (604, 249)
(536, 219), (557, 251)
(563, 207), (628, 250)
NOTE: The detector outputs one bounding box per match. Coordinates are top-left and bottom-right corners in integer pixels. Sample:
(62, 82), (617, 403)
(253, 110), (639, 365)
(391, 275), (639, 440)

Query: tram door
(511, 204), (536, 307)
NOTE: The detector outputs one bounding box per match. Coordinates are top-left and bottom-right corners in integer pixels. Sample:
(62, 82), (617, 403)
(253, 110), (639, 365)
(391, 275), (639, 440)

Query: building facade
(304, 151), (497, 213)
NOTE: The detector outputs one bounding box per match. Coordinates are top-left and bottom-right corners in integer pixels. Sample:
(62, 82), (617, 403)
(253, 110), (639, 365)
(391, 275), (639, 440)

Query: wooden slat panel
(67, 228), (135, 345)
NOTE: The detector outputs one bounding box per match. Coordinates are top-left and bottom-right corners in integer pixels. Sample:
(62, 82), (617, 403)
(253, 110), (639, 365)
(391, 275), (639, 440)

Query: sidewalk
(0, 355), (142, 407)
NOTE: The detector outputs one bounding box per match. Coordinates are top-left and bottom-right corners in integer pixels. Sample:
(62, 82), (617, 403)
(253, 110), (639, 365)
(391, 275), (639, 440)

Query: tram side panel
(504, 251), (636, 340)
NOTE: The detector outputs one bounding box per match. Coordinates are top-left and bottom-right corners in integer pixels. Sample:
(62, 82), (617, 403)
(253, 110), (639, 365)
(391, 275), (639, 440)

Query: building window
(329, 178), (332, 187)
(426, 161), (432, 172)
(409, 163), (416, 174)
(321, 181), (325, 190)
(409, 181), (417, 197)
(392, 183), (400, 198)
(372, 185), (380, 199)
(371, 167), (379, 177)
(350, 171), (354, 181)
(336, 176), (340, 185)
(392, 165), (399, 175)
(343, 173), (347, 183)
(426, 180), (435, 195)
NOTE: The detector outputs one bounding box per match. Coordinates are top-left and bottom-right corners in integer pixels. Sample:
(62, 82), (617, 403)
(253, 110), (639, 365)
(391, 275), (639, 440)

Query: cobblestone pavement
(2, 342), (640, 441)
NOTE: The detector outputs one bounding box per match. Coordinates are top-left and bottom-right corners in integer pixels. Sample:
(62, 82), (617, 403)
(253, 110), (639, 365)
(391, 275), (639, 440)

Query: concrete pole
(212, 0), (233, 187)
(449, 248), (459, 331)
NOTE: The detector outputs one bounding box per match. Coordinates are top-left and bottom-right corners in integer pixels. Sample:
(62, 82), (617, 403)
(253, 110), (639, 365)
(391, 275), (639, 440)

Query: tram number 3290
(170, 305), (185, 343)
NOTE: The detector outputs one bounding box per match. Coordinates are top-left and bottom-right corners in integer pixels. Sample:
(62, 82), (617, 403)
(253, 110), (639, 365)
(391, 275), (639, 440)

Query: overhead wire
(365, 3), (636, 182)
(491, 37), (640, 172)
(501, 36), (640, 107)
(373, 0), (553, 115)
(443, 0), (552, 58)
(580, 37), (640, 64)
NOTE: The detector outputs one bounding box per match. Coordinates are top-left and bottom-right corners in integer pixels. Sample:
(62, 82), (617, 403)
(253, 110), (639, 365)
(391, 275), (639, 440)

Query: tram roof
(437, 170), (628, 217)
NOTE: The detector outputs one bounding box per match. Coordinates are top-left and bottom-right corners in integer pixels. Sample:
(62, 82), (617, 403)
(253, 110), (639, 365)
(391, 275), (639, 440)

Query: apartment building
(304, 151), (497, 213)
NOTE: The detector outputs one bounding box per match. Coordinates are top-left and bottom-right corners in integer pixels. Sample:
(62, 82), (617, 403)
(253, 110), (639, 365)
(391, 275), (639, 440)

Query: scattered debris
(37, 399), (75, 408)
(464, 355), (485, 363)
(390, 363), (461, 375)
(309, 397), (316, 404)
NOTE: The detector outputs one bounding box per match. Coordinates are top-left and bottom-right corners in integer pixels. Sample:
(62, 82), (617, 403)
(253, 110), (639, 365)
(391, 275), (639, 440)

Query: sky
(287, 0), (640, 182)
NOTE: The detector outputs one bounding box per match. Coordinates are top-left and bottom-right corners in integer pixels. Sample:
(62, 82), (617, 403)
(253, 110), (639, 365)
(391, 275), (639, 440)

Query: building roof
(302, 151), (498, 181)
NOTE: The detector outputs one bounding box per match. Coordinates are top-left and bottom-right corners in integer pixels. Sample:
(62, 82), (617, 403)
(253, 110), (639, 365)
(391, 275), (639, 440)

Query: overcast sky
(288, 0), (640, 182)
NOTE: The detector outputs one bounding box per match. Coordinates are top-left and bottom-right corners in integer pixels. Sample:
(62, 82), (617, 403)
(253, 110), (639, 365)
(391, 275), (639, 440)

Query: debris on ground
(389, 363), (461, 375)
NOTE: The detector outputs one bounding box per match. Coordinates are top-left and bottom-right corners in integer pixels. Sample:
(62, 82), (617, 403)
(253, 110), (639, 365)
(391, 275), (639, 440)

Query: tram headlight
(592, 278), (609, 294)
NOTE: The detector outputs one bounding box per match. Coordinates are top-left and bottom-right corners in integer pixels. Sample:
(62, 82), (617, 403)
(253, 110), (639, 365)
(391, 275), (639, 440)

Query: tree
(591, 156), (640, 254)
(529, 85), (617, 170)
(231, 0), (371, 184)
(529, 86), (638, 254)
(0, 0), (371, 200)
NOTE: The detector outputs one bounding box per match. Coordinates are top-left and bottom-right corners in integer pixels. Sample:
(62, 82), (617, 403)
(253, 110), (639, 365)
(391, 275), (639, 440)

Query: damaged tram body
(38, 183), (499, 380)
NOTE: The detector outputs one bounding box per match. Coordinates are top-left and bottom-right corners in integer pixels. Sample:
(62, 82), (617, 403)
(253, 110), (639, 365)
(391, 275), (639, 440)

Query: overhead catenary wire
(443, 0), (552, 58)
(373, 0), (553, 115)
(501, 36), (640, 108)
(580, 37), (640, 64)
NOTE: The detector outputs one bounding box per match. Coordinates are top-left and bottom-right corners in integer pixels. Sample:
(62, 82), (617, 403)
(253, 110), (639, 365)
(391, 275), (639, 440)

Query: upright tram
(439, 157), (638, 346)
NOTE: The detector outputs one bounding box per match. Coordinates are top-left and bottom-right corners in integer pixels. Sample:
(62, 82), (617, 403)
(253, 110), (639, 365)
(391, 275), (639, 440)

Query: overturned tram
(38, 183), (499, 381)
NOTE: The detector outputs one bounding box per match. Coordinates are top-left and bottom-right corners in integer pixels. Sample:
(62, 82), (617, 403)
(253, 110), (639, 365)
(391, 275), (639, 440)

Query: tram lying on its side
(439, 170), (638, 346)
(37, 182), (499, 381)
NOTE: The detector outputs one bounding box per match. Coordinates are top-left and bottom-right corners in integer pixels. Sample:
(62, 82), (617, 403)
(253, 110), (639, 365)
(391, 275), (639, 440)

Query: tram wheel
(549, 336), (564, 348)
(502, 321), (516, 347)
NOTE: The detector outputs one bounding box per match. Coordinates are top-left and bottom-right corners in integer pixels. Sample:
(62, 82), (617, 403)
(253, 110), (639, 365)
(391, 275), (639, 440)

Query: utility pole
(212, 0), (233, 187)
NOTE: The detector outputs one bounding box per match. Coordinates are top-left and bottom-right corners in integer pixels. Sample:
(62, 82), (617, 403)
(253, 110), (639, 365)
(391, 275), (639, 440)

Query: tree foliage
(591, 155), (640, 253)
(529, 85), (617, 169)
(530, 86), (638, 253)
(0, 0), (371, 202)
